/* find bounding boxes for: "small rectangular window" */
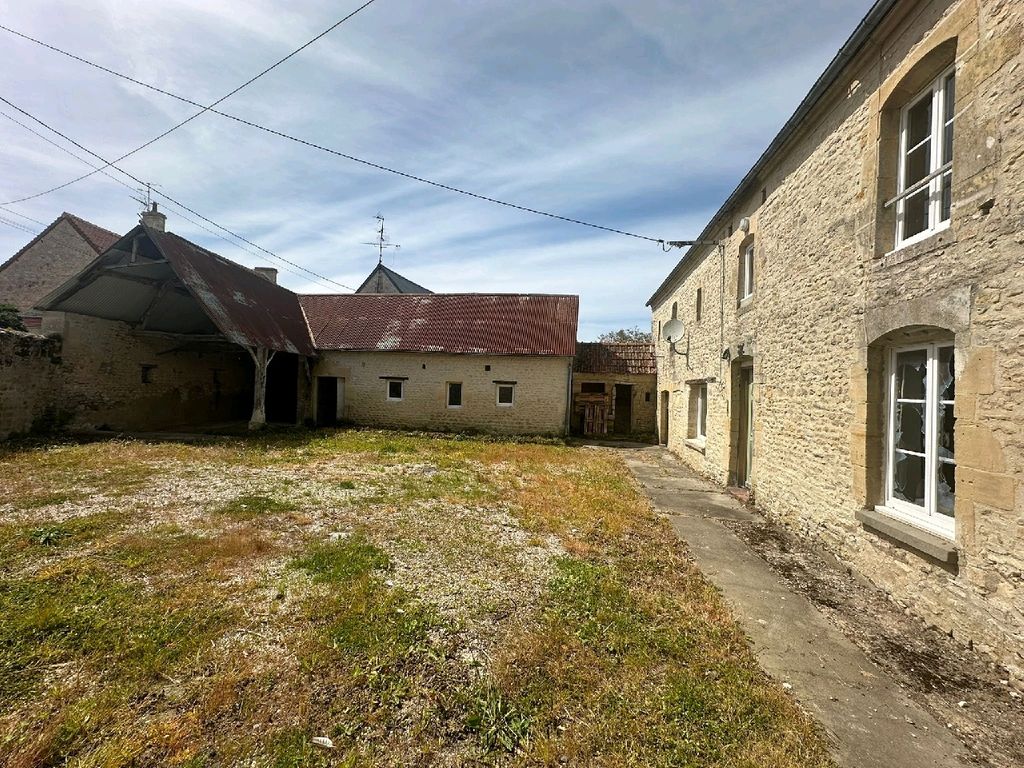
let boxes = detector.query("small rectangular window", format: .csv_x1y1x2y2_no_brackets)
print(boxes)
447,381,463,408
496,383,515,406
696,287,703,321
581,382,605,394
387,380,404,401
140,364,156,384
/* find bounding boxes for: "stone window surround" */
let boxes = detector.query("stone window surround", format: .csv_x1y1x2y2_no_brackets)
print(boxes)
893,66,956,249
495,381,516,407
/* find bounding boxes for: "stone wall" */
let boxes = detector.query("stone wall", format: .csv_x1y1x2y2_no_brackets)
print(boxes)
46,312,253,432
651,0,1024,677
0,219,98,314
311,351,572,436
571,372,657,436
0,329,63,439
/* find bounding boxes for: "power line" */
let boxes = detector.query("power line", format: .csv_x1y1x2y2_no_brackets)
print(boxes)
0,107,339,289
0,0,379,206
0,22,666,245
0,215,38,235
0,94,355,291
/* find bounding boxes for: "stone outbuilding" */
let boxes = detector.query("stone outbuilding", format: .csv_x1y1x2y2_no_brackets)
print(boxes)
571,342,656,438
355,262,431,294
648,0,1024,678
299,293,578,435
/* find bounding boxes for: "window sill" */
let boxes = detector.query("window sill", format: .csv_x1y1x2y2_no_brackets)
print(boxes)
881,223,953,266
684,437,706,454
737,295,755,316
856,507,958,568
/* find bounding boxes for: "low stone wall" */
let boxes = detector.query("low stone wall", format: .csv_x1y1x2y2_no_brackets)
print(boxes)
0,329,63,439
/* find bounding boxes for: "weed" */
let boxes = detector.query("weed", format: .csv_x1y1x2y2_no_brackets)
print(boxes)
467,685,533,754
214,493,297,520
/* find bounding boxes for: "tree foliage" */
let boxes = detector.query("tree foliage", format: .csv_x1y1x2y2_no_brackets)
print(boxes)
0,304,26,332
596,326,652,344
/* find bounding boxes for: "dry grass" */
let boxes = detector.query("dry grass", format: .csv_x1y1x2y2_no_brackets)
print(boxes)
0,429,835,767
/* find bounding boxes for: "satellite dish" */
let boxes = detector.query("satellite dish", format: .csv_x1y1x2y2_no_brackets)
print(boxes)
663,318,685,344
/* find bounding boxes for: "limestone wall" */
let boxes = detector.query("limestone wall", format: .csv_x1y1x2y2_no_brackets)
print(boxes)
651,0,1024,676
0,329,63,439
47,312,253,432
0,219,98,314
570,372,657,436
311,351,572,436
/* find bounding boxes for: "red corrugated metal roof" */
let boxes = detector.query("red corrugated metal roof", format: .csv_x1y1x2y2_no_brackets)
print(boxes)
574,342,656,375
147,227,315,356
300,293,578,356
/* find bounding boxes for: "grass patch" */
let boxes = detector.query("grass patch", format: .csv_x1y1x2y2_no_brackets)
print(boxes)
214,493,297,520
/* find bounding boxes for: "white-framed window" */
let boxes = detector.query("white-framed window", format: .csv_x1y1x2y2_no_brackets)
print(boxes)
447,381,463,408
882,343,955,538
740,244,754,301
496,382,515,407
895,68,955,247
386,379,404,401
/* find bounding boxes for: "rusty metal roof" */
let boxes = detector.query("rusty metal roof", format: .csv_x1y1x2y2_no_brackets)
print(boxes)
146,227,315,356
574,342,656,375
299,293,578,356
38,224,315,356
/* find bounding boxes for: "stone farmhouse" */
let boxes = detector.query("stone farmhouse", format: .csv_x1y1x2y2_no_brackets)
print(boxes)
571,342,657,438
0,206,578,439
649,0,1023,676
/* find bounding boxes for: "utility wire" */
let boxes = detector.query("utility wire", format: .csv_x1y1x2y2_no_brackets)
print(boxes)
0,215,37,234
0,93,355,291
0,22,665,245
0,107,337,288
0,1,379,206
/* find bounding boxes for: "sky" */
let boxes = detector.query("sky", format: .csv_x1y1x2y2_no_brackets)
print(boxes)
0,0,873,340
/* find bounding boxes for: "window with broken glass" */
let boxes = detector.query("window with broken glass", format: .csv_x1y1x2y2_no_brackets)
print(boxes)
895,68,955,247
884,343,955,538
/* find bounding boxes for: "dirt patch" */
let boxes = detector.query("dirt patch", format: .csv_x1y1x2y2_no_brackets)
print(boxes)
724,516,1024,768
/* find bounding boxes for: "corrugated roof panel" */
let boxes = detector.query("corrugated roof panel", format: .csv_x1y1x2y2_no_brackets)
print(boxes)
574,342,656,375
300,293,579,356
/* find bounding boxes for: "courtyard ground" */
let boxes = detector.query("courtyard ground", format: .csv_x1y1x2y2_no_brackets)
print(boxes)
0,429,834,768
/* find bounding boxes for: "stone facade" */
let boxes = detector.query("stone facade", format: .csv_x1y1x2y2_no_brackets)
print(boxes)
0,329,63,439
570,373,657,437
43,312,253,432
0,215,118,318
650,0,1024,677
310,351,572,435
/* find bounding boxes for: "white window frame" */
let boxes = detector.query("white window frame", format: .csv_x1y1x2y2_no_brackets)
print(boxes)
740,244,754,302
496,383,515,407
386,379,404,401
895,67,955,248
446,381,463,409
879,343,955,539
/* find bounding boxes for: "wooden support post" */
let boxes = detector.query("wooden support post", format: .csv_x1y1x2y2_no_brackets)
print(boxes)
247,345,275,430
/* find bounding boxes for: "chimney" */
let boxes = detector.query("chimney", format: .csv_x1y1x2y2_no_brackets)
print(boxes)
254,267,278,284
140,202,166,232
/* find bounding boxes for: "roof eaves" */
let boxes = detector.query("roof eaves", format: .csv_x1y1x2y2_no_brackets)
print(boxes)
646,0,900,308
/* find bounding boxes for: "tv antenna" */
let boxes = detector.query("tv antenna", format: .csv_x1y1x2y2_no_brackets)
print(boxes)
362,214,400,265
130,182,161,212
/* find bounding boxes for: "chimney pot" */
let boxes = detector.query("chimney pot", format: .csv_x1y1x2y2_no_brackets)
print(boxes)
254,267,278,284
140,201,167,232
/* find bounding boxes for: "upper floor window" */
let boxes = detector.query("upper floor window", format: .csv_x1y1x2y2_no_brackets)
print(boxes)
695,287,703,321
740,244,754,302
896,68,955,246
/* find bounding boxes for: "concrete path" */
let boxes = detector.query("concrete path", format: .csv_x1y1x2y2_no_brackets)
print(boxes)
620,446,971,768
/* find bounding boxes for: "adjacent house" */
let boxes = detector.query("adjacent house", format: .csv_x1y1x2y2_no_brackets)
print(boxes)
649,0,1023,676
300,293,578,435
571,342,656,438
0,212,119,328
355,262,431,294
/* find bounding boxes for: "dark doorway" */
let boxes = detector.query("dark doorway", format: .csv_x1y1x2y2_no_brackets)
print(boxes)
659,390,669,444
317,376,338,426
613,384,633,434
733,364,754,487
265,352,298,424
